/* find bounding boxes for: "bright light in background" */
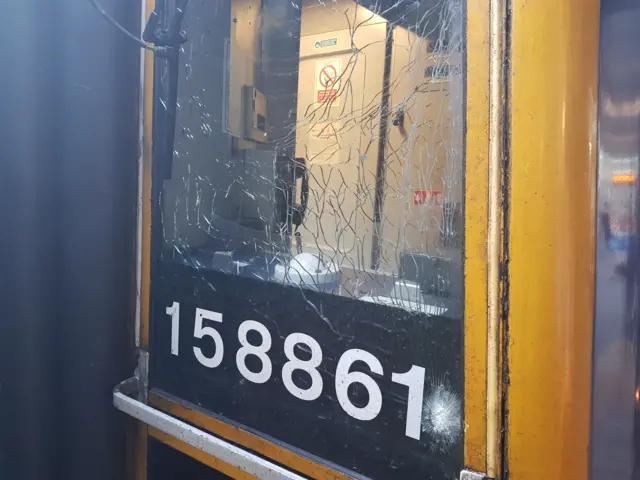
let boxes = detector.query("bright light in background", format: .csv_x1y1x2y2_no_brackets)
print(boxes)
612,174,637,184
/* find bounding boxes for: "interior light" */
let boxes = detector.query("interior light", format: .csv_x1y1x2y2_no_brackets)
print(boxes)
612,174,637,184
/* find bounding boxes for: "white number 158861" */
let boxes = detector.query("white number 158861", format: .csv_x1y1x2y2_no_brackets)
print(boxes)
166,301,426,441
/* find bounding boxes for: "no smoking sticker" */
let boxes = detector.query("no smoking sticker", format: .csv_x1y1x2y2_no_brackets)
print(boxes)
319,65,338,87
315,58,342,106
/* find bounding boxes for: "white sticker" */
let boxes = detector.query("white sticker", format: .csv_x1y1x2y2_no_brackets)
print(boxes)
315,58,342,107
308,121,342,165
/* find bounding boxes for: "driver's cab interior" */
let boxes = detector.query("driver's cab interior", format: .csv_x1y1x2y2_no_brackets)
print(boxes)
159,0,463,317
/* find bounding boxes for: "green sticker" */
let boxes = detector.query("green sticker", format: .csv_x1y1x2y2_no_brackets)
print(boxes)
314,38,337,48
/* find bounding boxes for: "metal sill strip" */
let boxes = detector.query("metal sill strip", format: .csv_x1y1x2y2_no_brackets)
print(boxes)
113,377,305,480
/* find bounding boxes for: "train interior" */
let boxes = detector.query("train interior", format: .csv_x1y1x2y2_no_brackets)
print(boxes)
158,0,464,315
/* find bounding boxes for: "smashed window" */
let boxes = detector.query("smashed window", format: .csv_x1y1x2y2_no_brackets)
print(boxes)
159,0,464,316
150,1,465,477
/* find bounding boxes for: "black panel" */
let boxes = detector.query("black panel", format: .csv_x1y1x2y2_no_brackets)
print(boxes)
150,263,463,479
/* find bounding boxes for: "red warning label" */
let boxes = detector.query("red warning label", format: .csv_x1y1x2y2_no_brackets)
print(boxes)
413,190,442,206
317,89,338,103
315,59,342,106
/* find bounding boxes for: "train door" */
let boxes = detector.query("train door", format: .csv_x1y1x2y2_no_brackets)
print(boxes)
116,0,492,478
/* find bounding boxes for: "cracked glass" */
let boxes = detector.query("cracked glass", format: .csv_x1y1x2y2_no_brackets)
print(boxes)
161,0,463,312
150,0,465,478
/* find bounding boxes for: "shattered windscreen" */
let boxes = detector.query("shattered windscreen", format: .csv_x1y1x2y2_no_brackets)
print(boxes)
149,0,465,478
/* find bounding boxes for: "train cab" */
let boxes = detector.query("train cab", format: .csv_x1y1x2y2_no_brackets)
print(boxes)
2,0,639,479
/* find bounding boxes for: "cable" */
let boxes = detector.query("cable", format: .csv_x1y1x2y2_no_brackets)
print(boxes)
89,0,157,52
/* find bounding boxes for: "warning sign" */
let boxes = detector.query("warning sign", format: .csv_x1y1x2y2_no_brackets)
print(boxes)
315,58,342,106
413,190,442,206
319,65,337,87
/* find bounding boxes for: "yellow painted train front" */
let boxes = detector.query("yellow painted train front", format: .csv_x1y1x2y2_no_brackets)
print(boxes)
1,0,638,479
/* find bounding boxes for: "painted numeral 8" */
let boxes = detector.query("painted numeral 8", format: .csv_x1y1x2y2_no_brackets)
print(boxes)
236,320,272,384
282,333,323,401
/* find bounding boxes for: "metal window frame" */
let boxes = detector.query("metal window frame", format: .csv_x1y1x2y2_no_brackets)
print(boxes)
114,377,306,480
125,0,496,477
